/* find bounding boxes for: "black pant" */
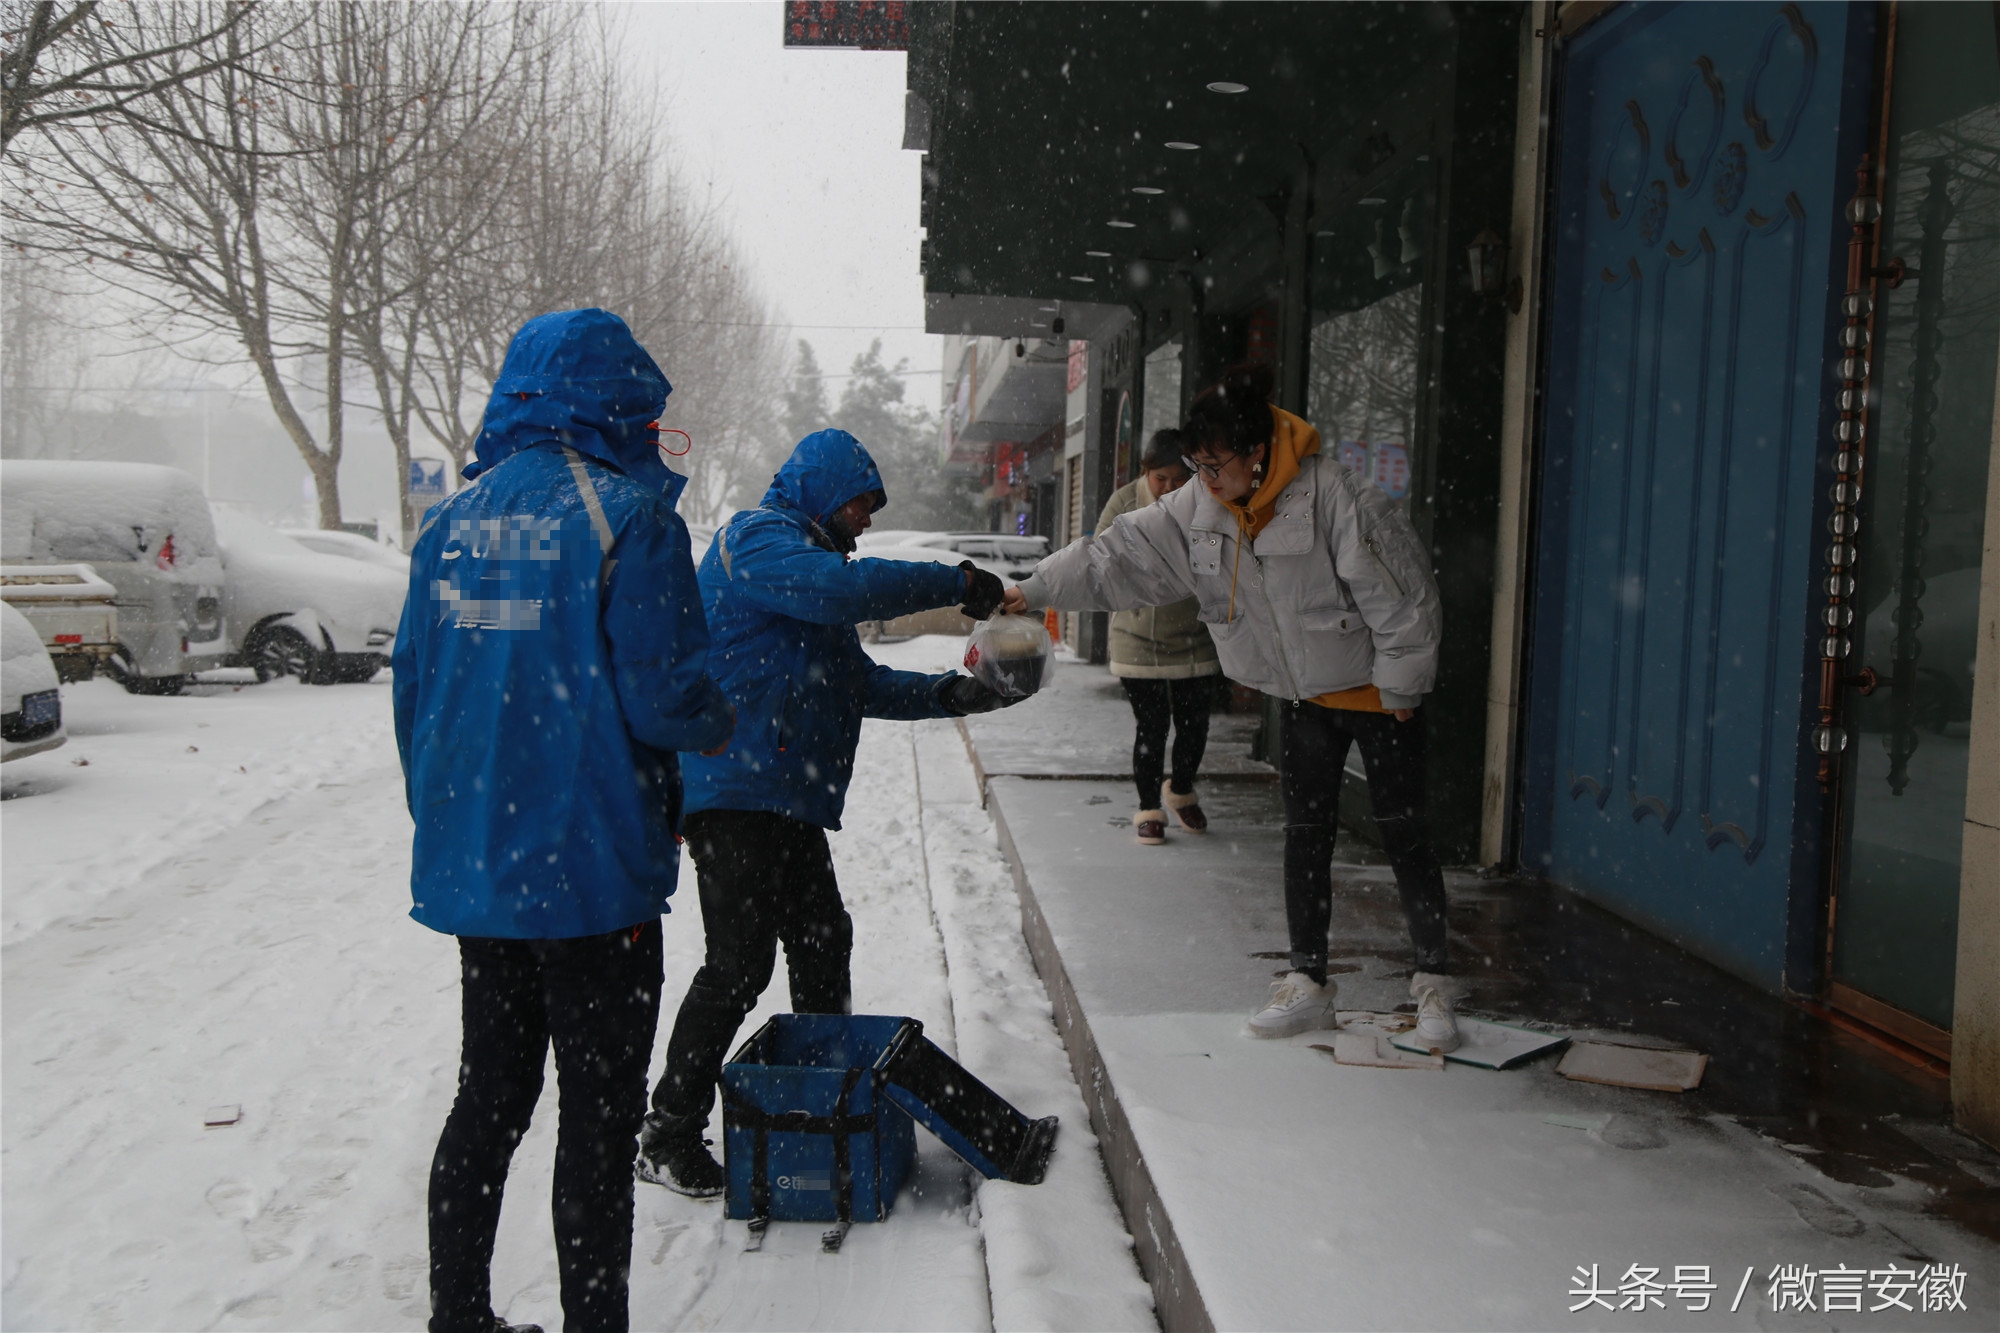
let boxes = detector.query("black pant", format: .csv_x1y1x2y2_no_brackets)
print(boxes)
430,921,662,1333
1122,676,1213,809
1278,701,1448,984
649,810,852,1128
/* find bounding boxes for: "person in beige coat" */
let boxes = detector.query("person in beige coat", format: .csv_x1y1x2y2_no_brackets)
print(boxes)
1097,429,1221,845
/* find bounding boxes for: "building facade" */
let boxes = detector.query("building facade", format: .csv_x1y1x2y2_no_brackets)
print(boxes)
897,1,1998,1143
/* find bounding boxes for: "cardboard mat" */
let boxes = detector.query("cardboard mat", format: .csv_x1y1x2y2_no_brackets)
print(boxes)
1557,1040,1707,1091
1390,1015,1568,1070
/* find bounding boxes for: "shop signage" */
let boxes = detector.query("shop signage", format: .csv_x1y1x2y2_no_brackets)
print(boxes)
1335,439,1411,502
408,458,448,498
782,1,909,50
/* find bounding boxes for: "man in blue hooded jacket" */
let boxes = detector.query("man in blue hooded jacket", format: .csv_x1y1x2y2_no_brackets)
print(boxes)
394,309,733,1333
635,427,1016,1194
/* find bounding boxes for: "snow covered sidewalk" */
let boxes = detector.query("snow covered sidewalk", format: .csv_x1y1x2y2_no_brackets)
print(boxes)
969,658,2000,1331
2,656,1151,1331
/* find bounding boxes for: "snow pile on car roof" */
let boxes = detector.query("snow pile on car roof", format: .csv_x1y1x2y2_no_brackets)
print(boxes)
0,461,219,564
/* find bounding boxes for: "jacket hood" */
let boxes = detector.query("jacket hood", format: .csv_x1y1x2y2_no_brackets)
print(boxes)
467,309,681,503
761,429,887,524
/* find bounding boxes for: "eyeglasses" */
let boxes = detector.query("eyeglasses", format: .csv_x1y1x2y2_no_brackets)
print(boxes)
1180,452,1237,480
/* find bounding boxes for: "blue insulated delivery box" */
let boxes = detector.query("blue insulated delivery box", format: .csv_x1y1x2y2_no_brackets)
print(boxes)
721,1014,917,1224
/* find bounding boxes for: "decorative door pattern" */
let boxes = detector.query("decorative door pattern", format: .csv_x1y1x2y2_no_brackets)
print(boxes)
1528,2,1872,988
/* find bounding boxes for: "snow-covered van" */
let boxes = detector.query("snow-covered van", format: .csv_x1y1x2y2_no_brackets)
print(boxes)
0,461,227,695
0,563,120,681
213,509,406,684
1,601,66,761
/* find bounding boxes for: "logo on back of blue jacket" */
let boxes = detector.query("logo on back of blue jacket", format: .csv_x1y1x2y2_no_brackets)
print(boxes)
432,515,568,632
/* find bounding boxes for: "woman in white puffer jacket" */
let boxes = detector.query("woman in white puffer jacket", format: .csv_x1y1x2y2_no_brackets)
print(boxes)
1005,364,1462,1052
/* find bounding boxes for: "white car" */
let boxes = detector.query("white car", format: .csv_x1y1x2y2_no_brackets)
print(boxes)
855,529,949,550
926,532,1049,581
2,601,66,761
0,460,228,694
212,509,407,684
859,531,1048,582
279,528,412,573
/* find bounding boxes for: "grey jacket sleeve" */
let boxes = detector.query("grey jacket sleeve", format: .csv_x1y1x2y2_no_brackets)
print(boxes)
1328,479,1443,701
1019,496,1196,612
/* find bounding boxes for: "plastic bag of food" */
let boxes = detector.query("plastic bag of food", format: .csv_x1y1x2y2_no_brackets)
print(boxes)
963,613,1054,699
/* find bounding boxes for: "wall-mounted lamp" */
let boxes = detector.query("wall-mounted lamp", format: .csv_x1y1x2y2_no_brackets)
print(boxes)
1366,218,1393,280
1467,229,1515,309
1397,198,1422,266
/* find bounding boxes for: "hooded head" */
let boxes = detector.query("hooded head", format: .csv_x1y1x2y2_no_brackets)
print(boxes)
762,429,887,542
467,309,679,500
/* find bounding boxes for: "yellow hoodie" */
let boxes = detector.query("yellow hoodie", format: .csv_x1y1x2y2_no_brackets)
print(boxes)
1221,405,1388,715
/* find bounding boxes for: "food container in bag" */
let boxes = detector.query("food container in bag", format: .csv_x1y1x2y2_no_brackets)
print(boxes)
962,614,1053,699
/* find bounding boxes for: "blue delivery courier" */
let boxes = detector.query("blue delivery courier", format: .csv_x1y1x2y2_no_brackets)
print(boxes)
722,1014,1058,1251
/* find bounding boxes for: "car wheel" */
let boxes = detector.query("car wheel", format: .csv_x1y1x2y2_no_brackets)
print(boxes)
250,626,322,684
107,646,187,696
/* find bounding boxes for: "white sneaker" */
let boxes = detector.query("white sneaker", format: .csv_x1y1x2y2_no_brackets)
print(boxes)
1245,971,1336,1039
1411,981,1461,1055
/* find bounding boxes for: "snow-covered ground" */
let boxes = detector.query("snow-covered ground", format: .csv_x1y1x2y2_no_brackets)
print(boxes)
1,648,1152,1332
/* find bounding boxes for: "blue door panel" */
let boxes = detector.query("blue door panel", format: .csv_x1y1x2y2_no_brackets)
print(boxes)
1525,1,1872,989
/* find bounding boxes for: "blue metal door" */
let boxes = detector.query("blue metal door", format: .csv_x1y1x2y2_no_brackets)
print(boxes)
1524,1,1873,989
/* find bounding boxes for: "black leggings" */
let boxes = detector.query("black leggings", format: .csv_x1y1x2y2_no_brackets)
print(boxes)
429,921,662,1333
1278,701,1448,984
650,809,853,1127
1122,676,1213,809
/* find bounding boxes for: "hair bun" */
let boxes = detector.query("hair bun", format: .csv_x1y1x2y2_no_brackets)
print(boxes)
1221,362,1276,403
1186,362,1278,456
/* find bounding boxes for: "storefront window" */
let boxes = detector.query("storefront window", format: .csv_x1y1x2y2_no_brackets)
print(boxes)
1307,160,1431,510
1307,286,1422,507
1832,3,2000,1032
1141,340,1183,451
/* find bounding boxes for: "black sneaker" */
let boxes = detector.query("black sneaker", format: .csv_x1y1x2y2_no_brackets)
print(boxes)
636,1115,726,1198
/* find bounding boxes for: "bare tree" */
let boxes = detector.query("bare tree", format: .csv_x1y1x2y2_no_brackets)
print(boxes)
6,2,532,527
394,11,794,530
297,0,545,533
1,0,272,147
10,1,799,535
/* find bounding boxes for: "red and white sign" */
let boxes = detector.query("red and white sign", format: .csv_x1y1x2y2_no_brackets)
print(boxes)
1373,441,1410,500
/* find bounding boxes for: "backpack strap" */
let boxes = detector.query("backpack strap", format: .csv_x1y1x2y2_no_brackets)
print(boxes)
562,447,617,588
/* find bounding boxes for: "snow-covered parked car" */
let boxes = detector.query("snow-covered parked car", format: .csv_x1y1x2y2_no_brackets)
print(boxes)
279,528,412,573
0,562,120,681
851,543,1000,642
212,509,407,684
855,528,949,550
2,601,66,761
0,461,228,695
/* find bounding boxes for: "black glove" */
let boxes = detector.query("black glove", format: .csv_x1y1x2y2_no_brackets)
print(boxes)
940,674,1021,716
958,560,1005,620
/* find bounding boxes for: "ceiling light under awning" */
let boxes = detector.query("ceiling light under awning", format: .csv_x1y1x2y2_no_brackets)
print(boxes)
1206,81,1248,94
1085,250,1111,257
1164,141,1199,150
1070,275,1096,282
1132,187,1164,195
1107,220,1137,228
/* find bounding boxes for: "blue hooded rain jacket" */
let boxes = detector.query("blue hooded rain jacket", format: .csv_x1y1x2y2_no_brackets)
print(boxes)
393,308,733,939
682,429,965,829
